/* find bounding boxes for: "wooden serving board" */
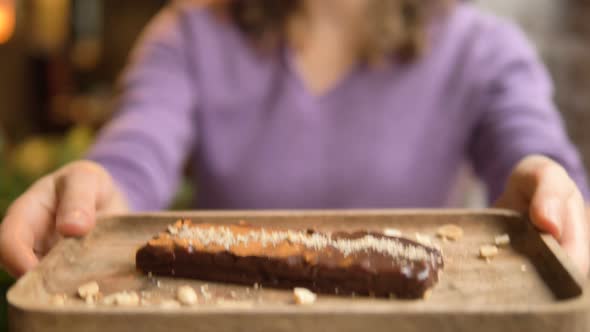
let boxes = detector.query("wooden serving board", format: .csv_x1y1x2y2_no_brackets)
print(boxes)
7,209,590,332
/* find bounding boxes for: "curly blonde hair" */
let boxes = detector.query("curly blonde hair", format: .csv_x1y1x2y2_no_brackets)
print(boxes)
222,0,442,62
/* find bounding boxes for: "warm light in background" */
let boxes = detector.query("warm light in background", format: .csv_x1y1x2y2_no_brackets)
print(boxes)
0,0,15,44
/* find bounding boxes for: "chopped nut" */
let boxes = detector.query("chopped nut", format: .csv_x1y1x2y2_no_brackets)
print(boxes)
495,234,511,246
230,291,237,299
51,294,67,306
200,285,212,300
167,225,179,235
423,290,433,300
415,233,432,246
160,300,181,309
102,291,140,307
521,265,527,272
85,296,96,306
293,288,317,305
436,224,464,241
479,245,499,259
253,283,259,290
383,228,402,237
78,281,100,300
177,286,198,306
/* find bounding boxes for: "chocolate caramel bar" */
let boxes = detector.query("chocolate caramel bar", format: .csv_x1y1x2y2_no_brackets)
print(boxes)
136,220,444,299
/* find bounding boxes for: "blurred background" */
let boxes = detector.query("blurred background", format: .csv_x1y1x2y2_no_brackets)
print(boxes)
0,0,589,328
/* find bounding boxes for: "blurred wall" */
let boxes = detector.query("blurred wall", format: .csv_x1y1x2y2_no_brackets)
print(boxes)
0,6,32,140
0,0,165,142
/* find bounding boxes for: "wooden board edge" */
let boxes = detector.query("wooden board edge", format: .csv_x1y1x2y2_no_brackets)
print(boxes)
97,208,524,221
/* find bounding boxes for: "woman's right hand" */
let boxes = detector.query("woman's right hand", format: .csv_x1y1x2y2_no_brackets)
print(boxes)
0,161,128,277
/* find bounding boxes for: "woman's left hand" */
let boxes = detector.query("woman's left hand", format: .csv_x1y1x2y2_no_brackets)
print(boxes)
495,155,589,275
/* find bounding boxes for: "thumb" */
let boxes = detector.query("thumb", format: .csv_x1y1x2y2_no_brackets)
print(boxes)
55,163,112,237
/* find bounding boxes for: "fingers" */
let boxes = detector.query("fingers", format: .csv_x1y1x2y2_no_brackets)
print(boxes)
0,177,55,277
499,155,589,274
498,155,571,238
557,191,589,274
0,232,39,277
528,163,573,240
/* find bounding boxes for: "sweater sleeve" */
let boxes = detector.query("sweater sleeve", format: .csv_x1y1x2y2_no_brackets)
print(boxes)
87,5,198,211
467,19,590,202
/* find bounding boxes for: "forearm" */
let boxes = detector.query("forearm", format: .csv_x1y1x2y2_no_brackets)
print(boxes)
87,6,197,211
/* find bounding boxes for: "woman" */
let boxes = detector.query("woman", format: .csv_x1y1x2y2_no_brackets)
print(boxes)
1,0,589,277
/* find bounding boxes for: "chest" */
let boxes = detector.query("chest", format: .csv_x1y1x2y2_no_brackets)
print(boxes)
193,60,470,208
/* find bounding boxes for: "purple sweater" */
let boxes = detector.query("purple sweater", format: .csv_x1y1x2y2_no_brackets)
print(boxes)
88,3,589,211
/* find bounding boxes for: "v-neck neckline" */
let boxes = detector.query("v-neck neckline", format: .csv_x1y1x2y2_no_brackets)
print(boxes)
282,47,365,103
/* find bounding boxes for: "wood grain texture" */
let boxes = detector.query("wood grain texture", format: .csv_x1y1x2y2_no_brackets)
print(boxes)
7,209,590,332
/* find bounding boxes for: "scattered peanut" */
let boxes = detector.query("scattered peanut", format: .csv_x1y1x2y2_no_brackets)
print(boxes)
102,291,140,307
160,300,181,309
177,286,198,306
51,294,67,306
85,296,96,305
494,234,511,246
479,245,499,259
383,228,402,237
293,287,317,305
200,284,212,300
436,224,464,241
78,281,100,302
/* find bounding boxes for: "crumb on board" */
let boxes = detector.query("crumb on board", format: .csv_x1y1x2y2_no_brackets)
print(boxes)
436,224,464,241
177,286,198,306
78,281,100,303
200,284,212,300
521,265,527,272
479,245,499,260
51,294,67,306
495,234,511,246
383,228,402,237
159,299,181,309
293,287,317,305
102,291,140,307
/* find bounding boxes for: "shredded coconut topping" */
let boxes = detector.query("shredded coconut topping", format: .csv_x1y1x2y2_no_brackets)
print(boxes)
170,223,439,263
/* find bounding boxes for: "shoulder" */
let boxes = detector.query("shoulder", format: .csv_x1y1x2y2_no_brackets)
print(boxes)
438,4,540,69
134,1,236,47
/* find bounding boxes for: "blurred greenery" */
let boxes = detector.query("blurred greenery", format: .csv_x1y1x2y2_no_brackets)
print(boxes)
0,125,95,215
